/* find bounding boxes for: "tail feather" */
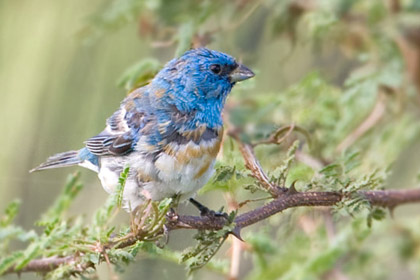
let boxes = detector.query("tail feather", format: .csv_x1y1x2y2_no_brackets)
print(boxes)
30,150,82,173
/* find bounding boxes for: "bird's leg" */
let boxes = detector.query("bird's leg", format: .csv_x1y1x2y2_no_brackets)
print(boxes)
189,198,229,219
167,193,182,215
171,194,182,208
157,215,172,248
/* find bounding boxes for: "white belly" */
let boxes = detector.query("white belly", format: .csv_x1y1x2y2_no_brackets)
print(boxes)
142,154,216,201
97,138,220,211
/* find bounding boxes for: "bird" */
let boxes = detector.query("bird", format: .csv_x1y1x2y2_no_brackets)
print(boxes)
31,48,255,212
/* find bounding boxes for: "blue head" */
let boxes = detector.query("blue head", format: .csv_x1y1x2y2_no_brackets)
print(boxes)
149,48,254,129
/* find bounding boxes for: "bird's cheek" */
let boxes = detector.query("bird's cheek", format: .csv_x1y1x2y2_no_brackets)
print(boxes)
205,84,225,98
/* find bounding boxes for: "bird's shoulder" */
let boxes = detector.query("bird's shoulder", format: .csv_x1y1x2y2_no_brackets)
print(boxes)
85,86,154,156
108,87,151,132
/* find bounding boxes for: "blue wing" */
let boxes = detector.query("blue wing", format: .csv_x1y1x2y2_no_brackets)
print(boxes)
85,88,148,156
32,87,154,173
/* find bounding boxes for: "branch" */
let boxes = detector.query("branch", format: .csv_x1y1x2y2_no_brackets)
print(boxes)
237,139,281,196
5,256,88,275
6,136,420,276
168,188,420,232
7,187,420,275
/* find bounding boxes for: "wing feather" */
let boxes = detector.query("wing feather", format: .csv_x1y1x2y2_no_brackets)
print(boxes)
85,88,147,156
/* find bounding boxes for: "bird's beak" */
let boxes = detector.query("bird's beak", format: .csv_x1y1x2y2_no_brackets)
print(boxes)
229,63,255,82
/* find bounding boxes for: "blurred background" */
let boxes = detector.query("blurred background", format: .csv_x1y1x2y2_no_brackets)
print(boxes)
1,0,420,279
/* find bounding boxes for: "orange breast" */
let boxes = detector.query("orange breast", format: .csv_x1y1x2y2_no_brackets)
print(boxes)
160,128,223,179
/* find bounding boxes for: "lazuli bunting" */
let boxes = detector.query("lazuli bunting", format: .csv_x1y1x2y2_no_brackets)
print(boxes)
31,48,255,211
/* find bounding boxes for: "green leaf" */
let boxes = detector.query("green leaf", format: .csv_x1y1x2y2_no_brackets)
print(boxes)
115,166,130,208
343,151,361,173
117,58,161,90
0,200,21,227
181,213,236,274
14,243,41,270
110,249,135,264
158,197,173,211
213,166,236,183
128,241,144,258
95,166,129,228
0,251,24,275
320,163,341,177
88,253,101,265
367,207,386,228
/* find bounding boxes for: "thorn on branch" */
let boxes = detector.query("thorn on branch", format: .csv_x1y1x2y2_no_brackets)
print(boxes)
287,181,299,194
229,227,243,241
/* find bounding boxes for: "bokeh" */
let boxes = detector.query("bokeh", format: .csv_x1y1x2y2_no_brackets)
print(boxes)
1,0,420,279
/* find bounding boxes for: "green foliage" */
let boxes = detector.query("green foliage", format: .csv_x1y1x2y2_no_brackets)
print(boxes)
200,139,251,194
0,174,87,275
181,211,236,274
268,140,300,187
0,200,20,227
302,151,388,225
117,58,161,90
0,168,176,279
3,0,420,279
97,2,420,277
91,166,129,239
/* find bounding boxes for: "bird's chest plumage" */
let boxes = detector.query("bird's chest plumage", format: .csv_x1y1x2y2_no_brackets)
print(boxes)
148,136,221,196
98,129,223,210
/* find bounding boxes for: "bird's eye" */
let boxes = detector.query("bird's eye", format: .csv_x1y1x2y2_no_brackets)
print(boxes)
210,64,222,75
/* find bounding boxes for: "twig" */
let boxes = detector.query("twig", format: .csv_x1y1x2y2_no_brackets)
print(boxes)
295,150,325,170
252,124,312,148
239,141,281,196
337,91,387,153
228,131,283,196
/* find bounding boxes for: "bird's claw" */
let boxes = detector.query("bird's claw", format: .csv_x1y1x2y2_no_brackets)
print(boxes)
189,198,229,220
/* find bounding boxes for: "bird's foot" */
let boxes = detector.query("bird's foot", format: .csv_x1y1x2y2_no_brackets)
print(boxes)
189,198,229,220
155,224,170,248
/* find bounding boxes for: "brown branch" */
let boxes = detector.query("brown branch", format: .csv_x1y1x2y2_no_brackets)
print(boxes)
295,150,325,170
251,124,311,148
238,141,281,196
360,189,420,207
228,131,284,196
251,124,296,146
5,255,90,274
171,188,420,231
94,188,420,250
7,187,420,275
7,135,420,276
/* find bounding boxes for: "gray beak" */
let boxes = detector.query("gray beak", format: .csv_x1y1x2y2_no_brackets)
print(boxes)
229,63,255,82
